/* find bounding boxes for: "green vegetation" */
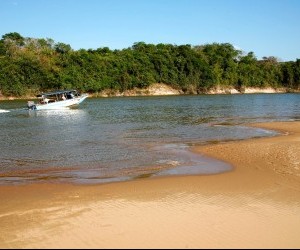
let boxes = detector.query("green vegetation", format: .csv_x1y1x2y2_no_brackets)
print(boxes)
0,32,299,97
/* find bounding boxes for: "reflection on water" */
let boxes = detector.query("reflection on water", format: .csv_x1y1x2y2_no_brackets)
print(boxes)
0,94,299,184
27,107,87,119
0,109,10,113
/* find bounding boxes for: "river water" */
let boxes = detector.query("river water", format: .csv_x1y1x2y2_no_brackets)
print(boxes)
0,93,299,184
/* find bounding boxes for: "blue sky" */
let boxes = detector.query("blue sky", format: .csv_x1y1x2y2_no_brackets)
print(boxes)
0,0,299,61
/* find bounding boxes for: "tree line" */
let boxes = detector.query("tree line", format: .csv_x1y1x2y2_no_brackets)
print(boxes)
0,32,299,97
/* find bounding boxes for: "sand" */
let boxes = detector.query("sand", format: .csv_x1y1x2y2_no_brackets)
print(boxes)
0,121,300,249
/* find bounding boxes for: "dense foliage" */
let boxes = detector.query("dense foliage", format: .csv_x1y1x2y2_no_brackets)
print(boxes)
0,32,299,96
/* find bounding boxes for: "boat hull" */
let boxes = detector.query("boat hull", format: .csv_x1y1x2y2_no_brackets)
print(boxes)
31,94,88,110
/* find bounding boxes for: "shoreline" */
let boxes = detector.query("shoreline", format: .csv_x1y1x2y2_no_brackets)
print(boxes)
0,121,300,248
1,84,299,100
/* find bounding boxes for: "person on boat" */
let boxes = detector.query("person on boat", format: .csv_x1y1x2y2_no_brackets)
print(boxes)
61,94,66,100
43,97,50,104
66,93,74,99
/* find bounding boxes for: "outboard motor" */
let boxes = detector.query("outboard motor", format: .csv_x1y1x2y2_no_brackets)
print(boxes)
27,101,37,110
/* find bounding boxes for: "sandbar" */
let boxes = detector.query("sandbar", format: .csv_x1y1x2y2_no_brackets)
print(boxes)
0,121,300,249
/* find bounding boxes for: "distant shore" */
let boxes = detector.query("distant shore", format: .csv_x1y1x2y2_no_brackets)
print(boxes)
89,84,299,97
0,121,300,248
0,83,299,100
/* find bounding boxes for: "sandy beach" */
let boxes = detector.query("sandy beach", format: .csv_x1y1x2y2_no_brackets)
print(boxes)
0,121,300,249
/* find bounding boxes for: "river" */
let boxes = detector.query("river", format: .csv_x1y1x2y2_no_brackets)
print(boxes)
0,93,299,184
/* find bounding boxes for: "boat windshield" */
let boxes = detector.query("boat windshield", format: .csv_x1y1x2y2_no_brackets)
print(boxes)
37,90,81,103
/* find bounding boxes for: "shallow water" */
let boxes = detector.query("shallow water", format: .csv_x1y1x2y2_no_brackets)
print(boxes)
0,94,299,184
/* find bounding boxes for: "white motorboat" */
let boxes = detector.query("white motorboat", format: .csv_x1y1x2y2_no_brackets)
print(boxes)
27,90,88,110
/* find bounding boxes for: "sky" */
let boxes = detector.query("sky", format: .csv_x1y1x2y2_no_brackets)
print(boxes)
0,0,299,61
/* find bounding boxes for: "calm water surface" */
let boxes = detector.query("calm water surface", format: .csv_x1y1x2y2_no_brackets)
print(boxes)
0,94,299,184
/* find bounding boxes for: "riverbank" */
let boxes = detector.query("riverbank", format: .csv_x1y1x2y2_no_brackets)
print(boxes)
1,83,298,100
0,121,300,248
91,84,296,97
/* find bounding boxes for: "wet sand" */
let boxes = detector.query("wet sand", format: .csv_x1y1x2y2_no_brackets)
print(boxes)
0,121,300,249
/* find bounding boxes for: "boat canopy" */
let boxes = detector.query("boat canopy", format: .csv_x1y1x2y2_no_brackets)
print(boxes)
36,90,79,98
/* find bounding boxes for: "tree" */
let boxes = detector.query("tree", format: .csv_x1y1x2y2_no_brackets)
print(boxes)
54,42,72,54
0,32,299,97
2,32,25,46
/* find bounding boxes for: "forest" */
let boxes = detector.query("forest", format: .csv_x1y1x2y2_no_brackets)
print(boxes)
0,32,299,97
